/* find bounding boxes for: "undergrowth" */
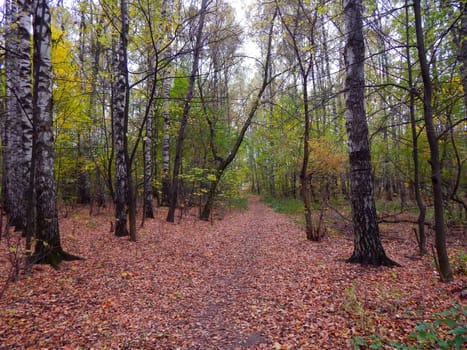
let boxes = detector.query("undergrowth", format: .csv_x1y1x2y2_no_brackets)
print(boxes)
351,304,467,350
261,196,304,215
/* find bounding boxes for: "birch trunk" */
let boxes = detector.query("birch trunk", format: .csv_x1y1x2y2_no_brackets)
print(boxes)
343,0,396,266
161,0,174,206
4,0,33,230
31,0,78,265
142,57,158,219
113,0,130,237
143,108,154,218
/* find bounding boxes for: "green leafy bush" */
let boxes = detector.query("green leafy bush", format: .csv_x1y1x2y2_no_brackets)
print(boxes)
351,304,466,350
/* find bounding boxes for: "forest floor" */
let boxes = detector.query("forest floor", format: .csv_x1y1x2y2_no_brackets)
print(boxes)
0,196,465,349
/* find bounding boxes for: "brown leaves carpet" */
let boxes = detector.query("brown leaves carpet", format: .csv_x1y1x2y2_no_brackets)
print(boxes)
0,196,465,349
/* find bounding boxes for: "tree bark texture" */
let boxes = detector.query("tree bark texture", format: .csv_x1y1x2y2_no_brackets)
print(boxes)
31,0,67,265
161,0,174,206
300,79,316,241
4,0,33,230
142,60,159,219
143,109,155,219
344,0,396,266
413,0,452,281
113,0,130,237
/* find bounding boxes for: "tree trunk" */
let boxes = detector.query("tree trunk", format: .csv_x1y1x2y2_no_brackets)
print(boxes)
413,0,452,281
200,176,219,221
276,2,318,240
405,0,426,255
142,59,160,220
113,0,130,237
31,0,78,266
161,0,174,206
76,9,91,205
167,0,208,223
76,134,91,204
343,0,397,266
457,1,467,115
143,107,155,219
300,80,316,241
4,0,32,231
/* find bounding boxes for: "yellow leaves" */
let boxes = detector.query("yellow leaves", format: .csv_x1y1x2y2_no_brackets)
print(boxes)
308,137,347,177
120,271,132,278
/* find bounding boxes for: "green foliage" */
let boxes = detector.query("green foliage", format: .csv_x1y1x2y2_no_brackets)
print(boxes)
222,196,248,211
375,199,403,213
343,282,369,332
351,304,467,350
217,166,248,210
450,249,467,275
261,196,304,215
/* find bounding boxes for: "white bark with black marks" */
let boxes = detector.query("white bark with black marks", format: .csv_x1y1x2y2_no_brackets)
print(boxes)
161,0,174,206
344,0,396,266
113,0,130,237
4,0,33,230
31,0,78,265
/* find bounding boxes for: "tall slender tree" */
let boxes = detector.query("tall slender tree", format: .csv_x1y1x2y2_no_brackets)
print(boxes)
276,0,321,241
3,0,33,230
143,72,155,219
413,0,452,281
113,0,131,237
459,1,467,114
343,0,396,266
167,0,209,223
405,0,426,254
30,0,78,265
161,0,174,206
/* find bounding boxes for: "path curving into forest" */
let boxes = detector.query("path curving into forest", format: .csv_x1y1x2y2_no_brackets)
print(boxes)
0,196,464,349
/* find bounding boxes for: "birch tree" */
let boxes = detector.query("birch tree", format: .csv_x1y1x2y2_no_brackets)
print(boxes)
113,0,131,238
30,0,78,265
343,0,396,266
161,0,174,206
3,0,33,230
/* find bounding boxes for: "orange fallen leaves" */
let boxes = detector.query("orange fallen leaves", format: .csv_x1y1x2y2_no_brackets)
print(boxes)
0,198,465,349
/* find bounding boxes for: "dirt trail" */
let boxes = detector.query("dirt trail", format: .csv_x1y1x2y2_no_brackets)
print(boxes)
1,196,464,349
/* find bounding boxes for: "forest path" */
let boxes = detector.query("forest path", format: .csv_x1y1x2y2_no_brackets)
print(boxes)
1,196,464,349
149,194,349,349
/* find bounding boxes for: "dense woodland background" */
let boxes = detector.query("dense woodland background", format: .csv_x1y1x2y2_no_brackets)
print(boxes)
0,0,466,347
1,0,466,272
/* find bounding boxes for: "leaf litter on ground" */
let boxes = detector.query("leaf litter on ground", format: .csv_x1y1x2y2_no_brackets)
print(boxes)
0,196,465,349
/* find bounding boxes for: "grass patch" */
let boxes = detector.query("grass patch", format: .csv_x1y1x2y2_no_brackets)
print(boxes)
223,196,249,211
261,196,304,215
375,199,403,213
